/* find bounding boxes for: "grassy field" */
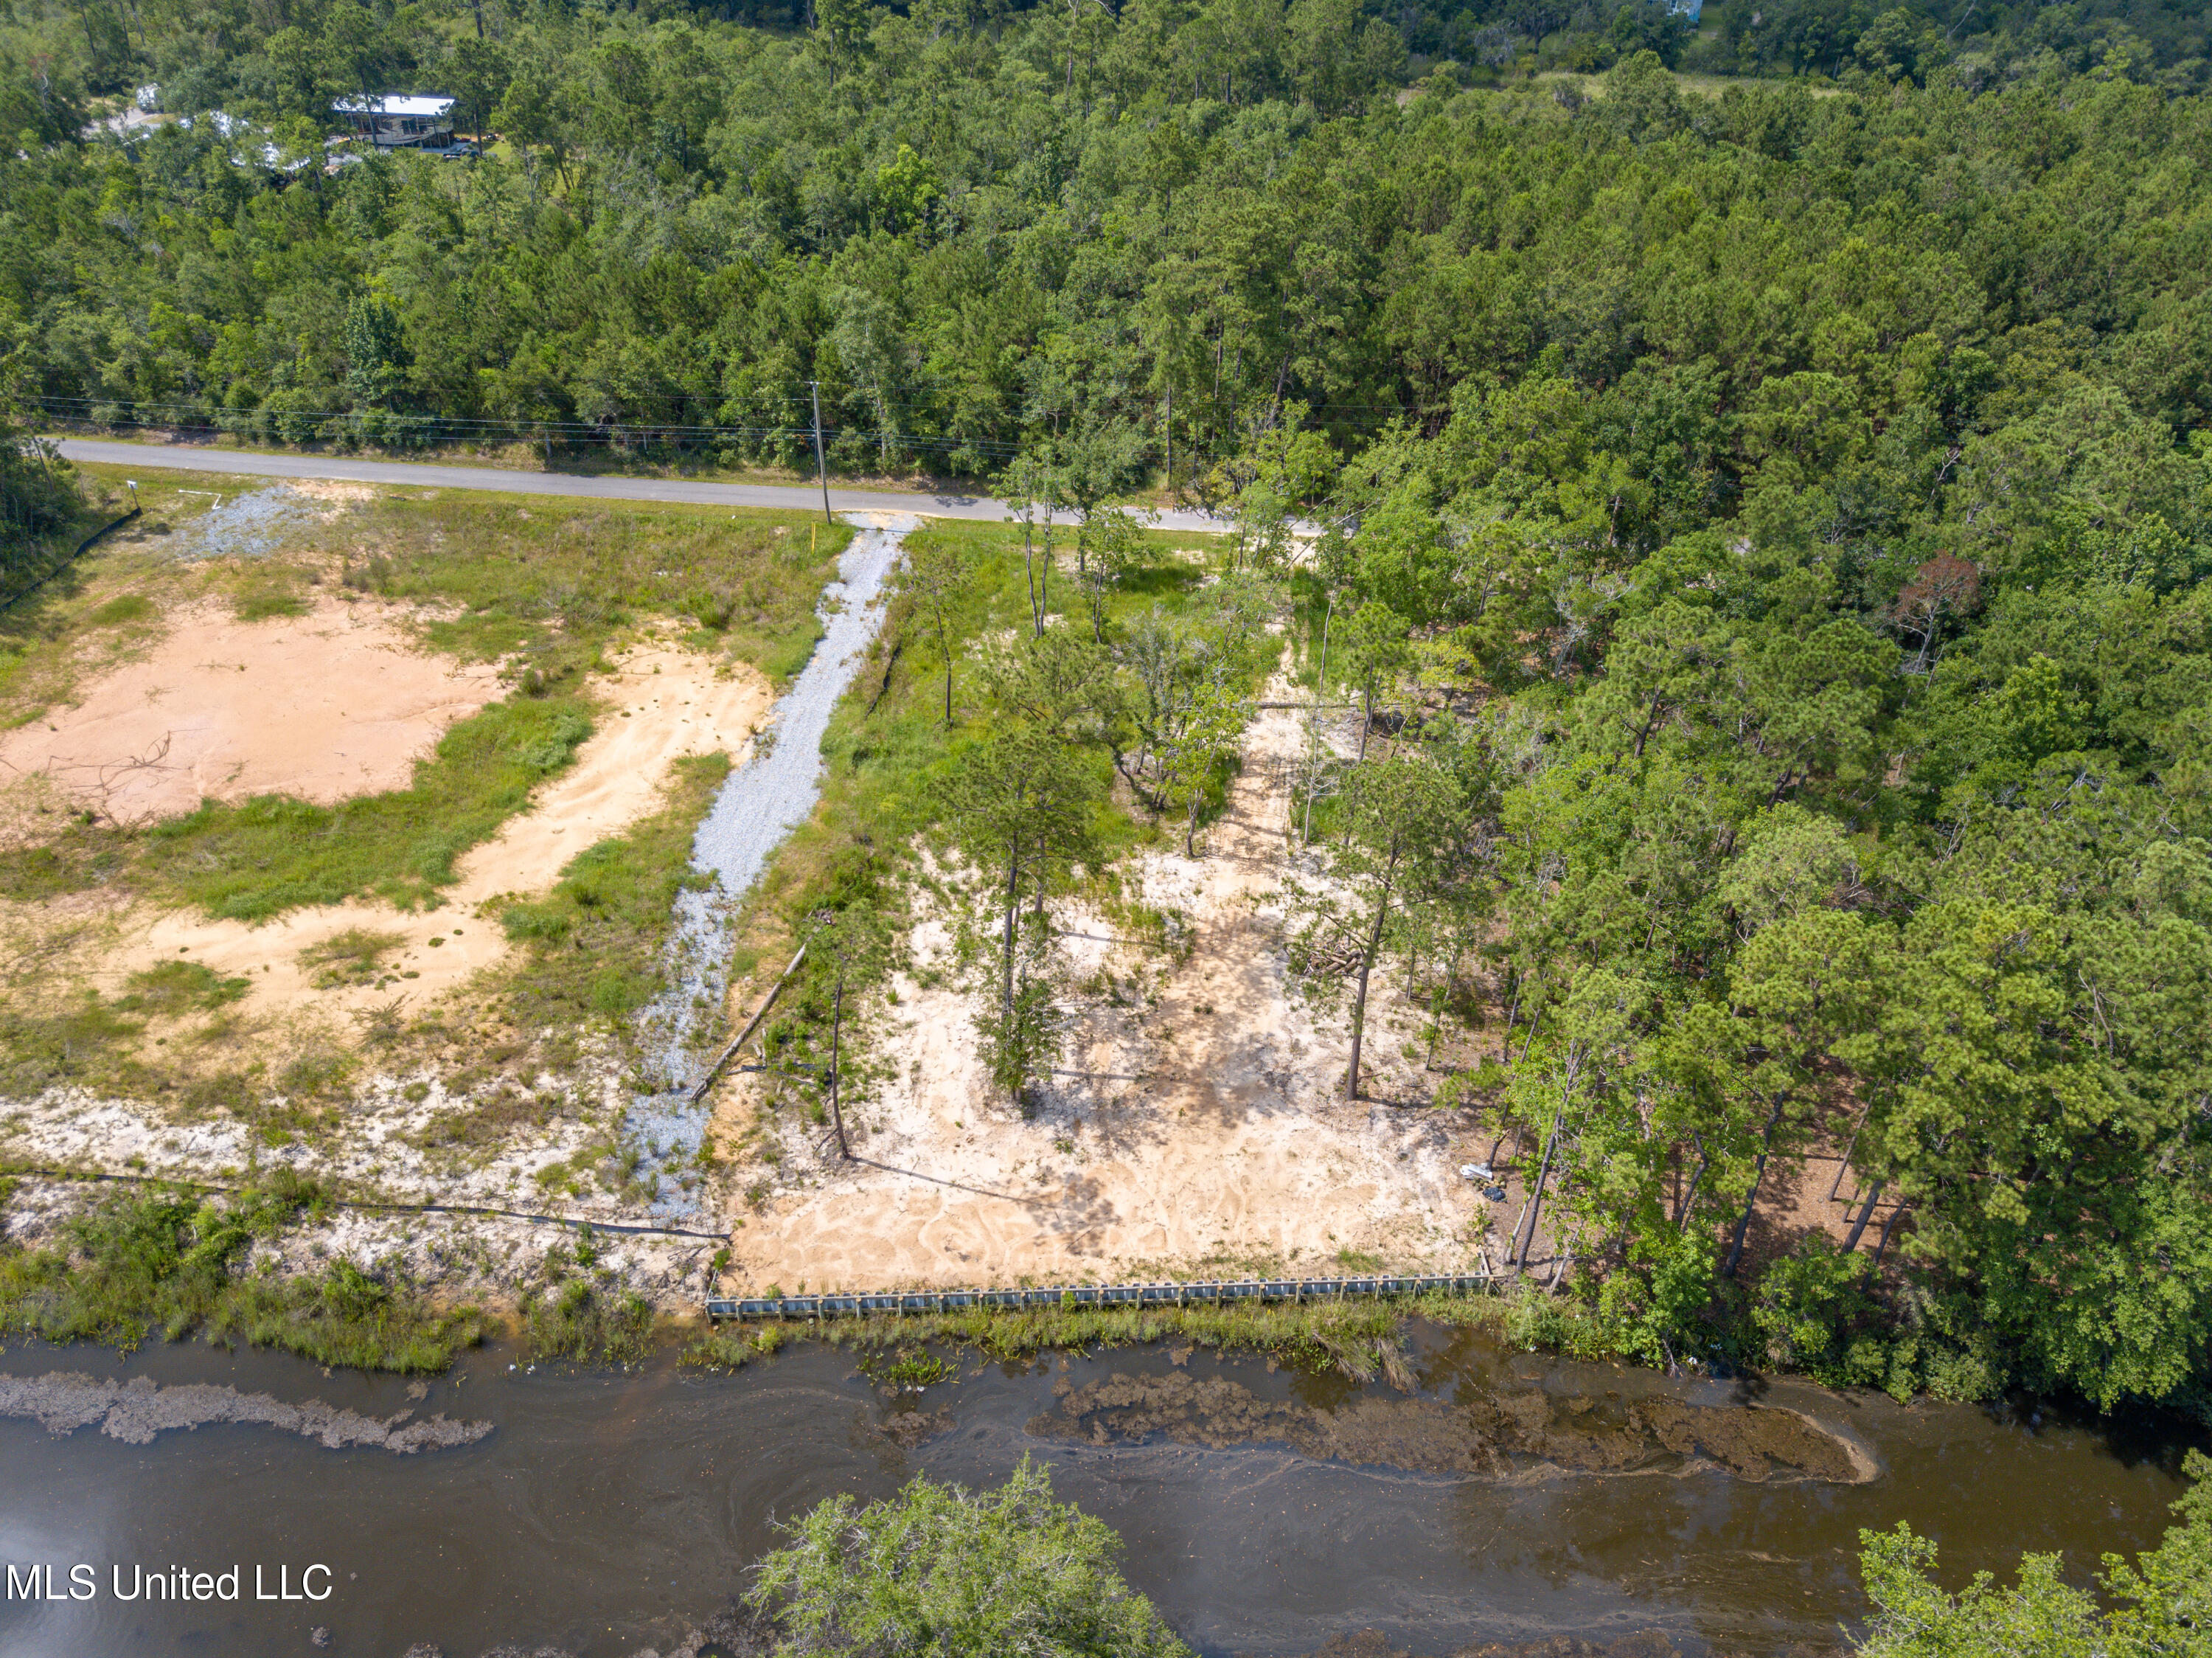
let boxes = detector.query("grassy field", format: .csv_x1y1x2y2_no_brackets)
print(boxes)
496,749,733,1030
0,464,853,1104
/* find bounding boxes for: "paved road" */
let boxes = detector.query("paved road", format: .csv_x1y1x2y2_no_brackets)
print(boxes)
52,437,1232,533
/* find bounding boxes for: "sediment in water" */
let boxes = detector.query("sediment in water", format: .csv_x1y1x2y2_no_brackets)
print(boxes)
1027,1370,1868,1482
0,1370,493,1451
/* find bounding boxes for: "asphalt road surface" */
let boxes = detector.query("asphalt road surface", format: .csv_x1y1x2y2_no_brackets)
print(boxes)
52,437,1232,533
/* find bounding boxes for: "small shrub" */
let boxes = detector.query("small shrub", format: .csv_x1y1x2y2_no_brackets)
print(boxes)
300,927,407,988
120,960,251,1016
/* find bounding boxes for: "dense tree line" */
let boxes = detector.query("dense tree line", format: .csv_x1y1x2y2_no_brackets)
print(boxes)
7,0,2212,1414
4,0,2210,480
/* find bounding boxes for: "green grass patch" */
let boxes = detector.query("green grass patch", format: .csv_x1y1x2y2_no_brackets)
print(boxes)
232,580,308,620
133,694,595,919
86,594,156,626
0,816,125,901
710,1290,1503,1381
118,960,251,1016
299,926,408,988
0,993,145,1095
0,1173,482,1373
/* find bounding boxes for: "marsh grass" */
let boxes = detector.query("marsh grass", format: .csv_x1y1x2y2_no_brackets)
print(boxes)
520,1235,657,1363
0,1173,482,1372
700,1290,1504,1381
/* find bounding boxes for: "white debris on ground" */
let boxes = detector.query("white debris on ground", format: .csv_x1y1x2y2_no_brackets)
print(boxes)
0,1034,722,1302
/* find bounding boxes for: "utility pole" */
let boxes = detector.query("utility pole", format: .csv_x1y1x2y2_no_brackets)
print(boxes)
1163,383,1172,501
808,381,831,525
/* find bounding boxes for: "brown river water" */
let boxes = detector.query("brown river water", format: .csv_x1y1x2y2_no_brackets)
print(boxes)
0,1319,2198,1658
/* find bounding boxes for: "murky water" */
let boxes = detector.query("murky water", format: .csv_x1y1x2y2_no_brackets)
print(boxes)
626,514,914,1212
0,1323,2197,1658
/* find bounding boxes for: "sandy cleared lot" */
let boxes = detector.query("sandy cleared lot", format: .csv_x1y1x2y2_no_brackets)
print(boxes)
0,592,503,824
78,632,776,1024
722,679,1498,1294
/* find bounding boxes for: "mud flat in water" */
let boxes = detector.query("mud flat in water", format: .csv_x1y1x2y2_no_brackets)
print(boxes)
0,1369,493,1451
1029,1369,1870,1482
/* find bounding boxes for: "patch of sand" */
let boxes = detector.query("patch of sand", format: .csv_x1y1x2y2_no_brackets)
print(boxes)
285,479,378,504
723,671,1496,1293
86,637,773,1022
0,592,500,824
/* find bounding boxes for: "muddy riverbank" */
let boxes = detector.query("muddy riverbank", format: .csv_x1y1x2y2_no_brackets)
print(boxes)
0,1319,2198,1657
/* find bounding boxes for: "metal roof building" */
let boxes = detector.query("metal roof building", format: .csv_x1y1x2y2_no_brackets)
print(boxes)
331,94,457,148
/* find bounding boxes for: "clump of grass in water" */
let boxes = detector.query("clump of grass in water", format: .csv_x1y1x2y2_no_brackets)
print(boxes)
0,1171,482,1373
684,1319,790,1370
863,1345,954,1390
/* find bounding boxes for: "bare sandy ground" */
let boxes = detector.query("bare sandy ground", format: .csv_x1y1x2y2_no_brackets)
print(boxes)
83,634,774,1023
0,592,503,824
721,679,1498,1294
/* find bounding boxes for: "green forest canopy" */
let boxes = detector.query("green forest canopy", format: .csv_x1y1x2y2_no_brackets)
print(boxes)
5,0,2212,1415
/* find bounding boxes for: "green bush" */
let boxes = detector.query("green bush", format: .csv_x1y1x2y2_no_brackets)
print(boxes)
748,1456,1191,1658
1750,1238,1893,1390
